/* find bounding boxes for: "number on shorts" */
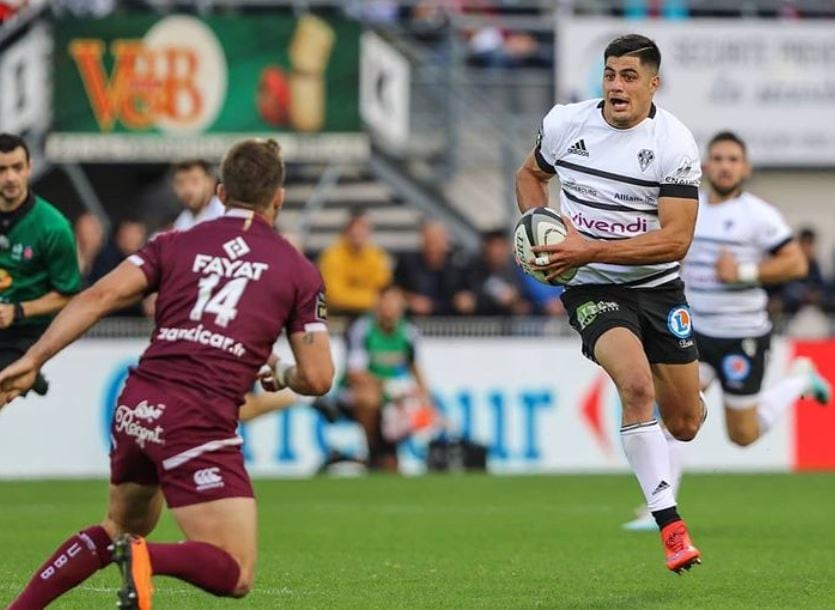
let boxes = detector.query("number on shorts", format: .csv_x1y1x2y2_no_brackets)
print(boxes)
189,275,248,328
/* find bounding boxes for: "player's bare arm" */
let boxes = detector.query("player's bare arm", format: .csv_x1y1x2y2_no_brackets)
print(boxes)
532,197,697,280
515,150,554,213
715,241,807,284
0,292,73,329
0,261,148,404
277,330,334,396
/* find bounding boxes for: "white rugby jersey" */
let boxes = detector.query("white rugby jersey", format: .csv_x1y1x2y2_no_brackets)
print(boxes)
535,99,701,288
682,191,793,338
172,196,225,231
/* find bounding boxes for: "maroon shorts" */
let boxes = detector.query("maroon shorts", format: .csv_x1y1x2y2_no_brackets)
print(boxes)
109,374,254,508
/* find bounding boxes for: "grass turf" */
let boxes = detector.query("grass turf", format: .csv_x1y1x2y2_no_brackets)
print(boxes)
1,474,833,609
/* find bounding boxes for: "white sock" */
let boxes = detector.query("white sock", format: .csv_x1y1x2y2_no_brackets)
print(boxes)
756,375,807,434
621,420,676,512
662,425,684,501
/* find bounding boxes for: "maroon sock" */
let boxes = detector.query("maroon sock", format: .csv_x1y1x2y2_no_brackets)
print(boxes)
147,541,240,597
8,525,112,610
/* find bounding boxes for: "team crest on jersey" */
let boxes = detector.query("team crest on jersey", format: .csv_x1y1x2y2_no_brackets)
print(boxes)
722,354,751,382
222,236,250,260
638,149,655,172
666,306,692,339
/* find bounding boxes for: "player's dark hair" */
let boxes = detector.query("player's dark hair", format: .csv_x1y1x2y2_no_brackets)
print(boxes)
482,228,509,243
173,158,213,175
798,227,816,242
0,133,30,163
344,207,368,230
221,138,285,209
604,34,661,73
708,131,747,157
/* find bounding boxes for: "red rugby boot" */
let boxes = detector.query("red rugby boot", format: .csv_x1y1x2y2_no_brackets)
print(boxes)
661,519,701,574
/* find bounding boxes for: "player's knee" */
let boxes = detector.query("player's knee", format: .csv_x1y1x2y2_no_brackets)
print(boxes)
618,378,654,413
728,427,758,447
667,416,700,442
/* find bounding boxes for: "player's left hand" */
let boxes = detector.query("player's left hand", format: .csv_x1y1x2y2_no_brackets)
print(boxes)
715,249,740,283
0,355,40,407
0,303,15,329
530,216,592,280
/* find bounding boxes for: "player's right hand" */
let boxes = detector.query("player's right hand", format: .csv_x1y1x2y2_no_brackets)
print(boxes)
258,352,282,392
0,355,40,407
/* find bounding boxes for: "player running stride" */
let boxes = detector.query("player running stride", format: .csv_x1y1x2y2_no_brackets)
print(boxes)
0,138,334,609
623,131,831,530
516,34,704,572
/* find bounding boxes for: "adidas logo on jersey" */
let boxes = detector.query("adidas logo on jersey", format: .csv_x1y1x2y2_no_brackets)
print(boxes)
567,139,590,157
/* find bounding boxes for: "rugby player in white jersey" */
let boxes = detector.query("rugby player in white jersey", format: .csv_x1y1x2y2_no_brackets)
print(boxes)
516,34,704,572
623,131,831,531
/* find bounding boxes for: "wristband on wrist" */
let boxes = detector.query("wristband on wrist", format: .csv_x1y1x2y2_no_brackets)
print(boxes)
12,302,25,324
737,262,759,284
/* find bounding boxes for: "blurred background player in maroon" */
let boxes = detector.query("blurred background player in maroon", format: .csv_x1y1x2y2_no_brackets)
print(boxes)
0,138,335,609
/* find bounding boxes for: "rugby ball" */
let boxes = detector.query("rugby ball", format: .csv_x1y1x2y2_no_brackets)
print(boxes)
514,207,578,285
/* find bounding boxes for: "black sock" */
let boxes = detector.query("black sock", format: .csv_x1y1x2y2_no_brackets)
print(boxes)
652,506,681,529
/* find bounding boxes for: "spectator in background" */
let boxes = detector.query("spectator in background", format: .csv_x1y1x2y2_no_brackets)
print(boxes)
89,218,147,316
464,229,530,316
778,227,827,314
318,209,392,317
395,219,471,316
171,159,224,231
74,212,104,284
314,285,436,472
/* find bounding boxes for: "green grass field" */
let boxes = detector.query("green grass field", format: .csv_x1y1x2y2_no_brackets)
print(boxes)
1,474,834,609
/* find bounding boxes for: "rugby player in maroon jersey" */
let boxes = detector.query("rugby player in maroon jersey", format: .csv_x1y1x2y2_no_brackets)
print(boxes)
0,138,334,609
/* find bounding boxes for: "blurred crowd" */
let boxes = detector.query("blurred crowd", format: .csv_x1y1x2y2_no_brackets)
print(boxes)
67,158,835,325
69,158,567,320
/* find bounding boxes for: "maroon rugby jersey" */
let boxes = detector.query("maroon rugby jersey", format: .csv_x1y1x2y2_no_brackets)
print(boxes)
128,208,326,405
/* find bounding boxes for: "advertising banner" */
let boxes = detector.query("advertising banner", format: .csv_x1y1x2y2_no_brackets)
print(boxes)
556,19,835,166
46,14,367,162
0,21,51,137
0,335,813,478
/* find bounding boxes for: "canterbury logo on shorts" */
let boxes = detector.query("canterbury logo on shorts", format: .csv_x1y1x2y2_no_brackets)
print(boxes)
193,467,224,491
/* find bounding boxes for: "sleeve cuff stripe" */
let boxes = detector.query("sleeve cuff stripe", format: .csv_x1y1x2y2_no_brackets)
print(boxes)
534,147,557,175
304,322,328,332
127,254,145,266
768,236,794,255
659,184,699,199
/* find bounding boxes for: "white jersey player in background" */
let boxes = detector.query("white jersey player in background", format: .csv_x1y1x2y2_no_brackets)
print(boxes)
516,34,704,572
623,131,831,530
171,159,226,231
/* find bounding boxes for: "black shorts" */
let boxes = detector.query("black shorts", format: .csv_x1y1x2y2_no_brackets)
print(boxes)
561,279,698,365
695,331,770,402
0,325,47,369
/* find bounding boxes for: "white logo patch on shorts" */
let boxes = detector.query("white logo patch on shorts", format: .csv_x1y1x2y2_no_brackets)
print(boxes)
114,401,166,448
194,467,224,491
